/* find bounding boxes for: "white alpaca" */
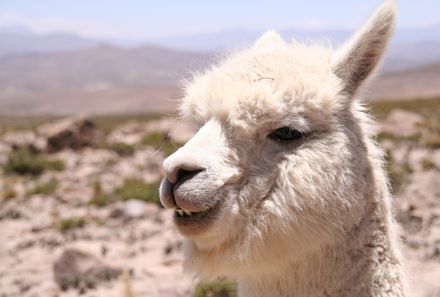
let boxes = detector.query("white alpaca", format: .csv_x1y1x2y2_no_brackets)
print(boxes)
159,1,410,296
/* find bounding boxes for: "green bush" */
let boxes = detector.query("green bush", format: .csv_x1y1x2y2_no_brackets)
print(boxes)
89,193,115,207
88,180,116,207
27,179,58,196
4,148,45,175
46,159,65,171
106,142,136,157
3,148,65,176
421,159,436,171
114,178,160,204
60,217,87,232
422,134,440,149
194,281,237,297
2,184,17,201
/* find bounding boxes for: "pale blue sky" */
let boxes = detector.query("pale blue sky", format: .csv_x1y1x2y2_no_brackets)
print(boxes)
0,1,438,40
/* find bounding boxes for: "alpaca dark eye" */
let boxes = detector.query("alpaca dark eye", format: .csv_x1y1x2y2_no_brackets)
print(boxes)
269,127,304,142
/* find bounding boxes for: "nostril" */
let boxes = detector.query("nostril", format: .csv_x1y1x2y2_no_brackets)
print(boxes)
175,168,204,186
163,155,205,184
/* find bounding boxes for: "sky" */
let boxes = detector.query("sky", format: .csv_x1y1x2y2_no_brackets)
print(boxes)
0,0,439,41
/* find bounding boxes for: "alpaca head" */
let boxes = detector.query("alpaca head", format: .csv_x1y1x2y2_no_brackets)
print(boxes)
159,1,396,279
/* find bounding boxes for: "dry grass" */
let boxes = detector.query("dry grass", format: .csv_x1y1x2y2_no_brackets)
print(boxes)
194,281,237,297
3,148,65,176
369,97,440,120
27,179,58,196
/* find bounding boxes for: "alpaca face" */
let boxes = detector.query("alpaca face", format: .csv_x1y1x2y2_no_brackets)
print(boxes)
159,1,396,278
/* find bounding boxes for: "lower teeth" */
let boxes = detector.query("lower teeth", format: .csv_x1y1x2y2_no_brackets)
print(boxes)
176,209,193,217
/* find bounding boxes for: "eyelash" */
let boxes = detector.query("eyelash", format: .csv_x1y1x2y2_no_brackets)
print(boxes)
268,127,304,142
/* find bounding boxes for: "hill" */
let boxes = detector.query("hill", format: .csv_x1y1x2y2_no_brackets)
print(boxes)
0,43,439,115
371,63,440,100
0,45,213,115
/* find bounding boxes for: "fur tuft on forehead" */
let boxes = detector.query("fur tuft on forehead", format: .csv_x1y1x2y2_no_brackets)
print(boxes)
180,36,346,127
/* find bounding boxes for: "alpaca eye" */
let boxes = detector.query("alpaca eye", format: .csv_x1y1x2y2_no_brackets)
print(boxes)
269,127,304,142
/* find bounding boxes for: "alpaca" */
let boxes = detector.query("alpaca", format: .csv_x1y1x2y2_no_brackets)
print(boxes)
159,1,410,296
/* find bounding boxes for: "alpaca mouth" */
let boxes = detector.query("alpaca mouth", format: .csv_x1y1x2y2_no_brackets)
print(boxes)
173,200,222,234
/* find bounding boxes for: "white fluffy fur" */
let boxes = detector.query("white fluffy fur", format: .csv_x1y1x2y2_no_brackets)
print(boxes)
163,1,410,296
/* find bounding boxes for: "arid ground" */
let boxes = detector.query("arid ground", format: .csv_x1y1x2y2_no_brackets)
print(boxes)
0,98,439,297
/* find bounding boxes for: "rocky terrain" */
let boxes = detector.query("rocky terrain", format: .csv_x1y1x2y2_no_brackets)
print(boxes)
0,98,439,297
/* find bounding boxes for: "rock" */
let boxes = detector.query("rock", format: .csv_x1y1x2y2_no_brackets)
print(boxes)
408,148,431,172
38,117,101,153
0,141,11,166
380,109,424,138
53,248,121,291
0,207,23,220
31,217,54,233
109,200,159,220
2,131,46,152
24,281,60,297
401,171,440,208
107,122,149,145
432,150,440,169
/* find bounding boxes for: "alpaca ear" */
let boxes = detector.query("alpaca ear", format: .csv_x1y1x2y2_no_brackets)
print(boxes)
254,31,286,51
331,0,397,97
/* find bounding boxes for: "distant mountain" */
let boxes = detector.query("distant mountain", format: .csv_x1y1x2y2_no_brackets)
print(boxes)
0,25,439,115
384,41,440,72
152,25,440,52
371,63,440,100
0,44,213,115
152,26,440,72
0,44,212,89
0,42,438,115
0,26,99,58
1,24,440,71
152,28,348,52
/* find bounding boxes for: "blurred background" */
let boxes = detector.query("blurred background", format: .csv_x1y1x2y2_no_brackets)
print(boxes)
0,1,439,297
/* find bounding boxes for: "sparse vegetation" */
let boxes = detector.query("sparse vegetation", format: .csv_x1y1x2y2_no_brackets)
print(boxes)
2,185,17,201
93,114,163,135
88,181,115,207
106,142,136,157
372,98,440,149
419,117,440,148
3,148,65,176
0,115,61,136
370,97,440,120
194,281,237,297
376,131,420,144
88,194,115,207
421,159,437,171
27,179,58,196
114,178,160,204
47,159,65,171
60,217,87,232
384,150,413,193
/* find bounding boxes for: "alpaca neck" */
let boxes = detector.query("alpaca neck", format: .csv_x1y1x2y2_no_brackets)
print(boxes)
238,201,408,297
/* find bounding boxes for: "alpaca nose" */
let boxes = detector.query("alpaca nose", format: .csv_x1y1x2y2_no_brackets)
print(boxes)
163,158,205,185
160,155,205,209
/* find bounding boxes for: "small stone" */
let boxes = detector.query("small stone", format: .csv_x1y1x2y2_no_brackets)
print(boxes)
380,109,424,138
31,217,53,232
24,281,60,297
109,200,159,220
38,117,101,153
53,248,121,291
